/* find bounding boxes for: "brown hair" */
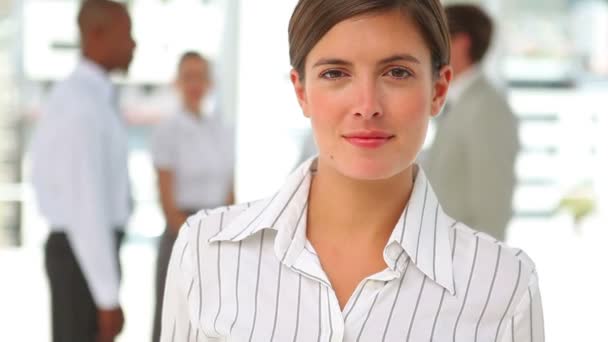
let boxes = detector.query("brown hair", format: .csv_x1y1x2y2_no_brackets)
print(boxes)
288,0,450,80
177,51,212,82
178,51,207,69
444,4,493,63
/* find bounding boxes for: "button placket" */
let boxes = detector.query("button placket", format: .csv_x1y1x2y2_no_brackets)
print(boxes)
327,287,345,342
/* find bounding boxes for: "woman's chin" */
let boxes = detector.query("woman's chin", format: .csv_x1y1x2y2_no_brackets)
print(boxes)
335,157,406,181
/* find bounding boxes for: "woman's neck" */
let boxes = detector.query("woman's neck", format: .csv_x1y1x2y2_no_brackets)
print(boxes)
184,103,202,117
307,159,415,242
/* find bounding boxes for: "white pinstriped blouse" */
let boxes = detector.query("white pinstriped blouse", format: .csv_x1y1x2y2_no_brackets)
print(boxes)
161,158,544,341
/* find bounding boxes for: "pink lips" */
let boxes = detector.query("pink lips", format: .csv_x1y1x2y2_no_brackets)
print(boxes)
342,130,395,149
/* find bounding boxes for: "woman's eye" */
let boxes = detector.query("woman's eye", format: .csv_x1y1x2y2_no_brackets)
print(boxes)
386,68,412,79
321,70,346,79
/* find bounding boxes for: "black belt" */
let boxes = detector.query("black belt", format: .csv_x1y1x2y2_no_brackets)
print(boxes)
48,228,125,246
48,230,125,241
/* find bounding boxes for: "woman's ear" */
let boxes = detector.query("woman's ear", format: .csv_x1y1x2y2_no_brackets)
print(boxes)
290,69,310,118
430,65,452,117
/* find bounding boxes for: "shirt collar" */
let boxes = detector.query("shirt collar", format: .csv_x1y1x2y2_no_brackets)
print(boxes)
383,166,456,294
209,157,455,294
208,157,312,245
448,64,482,104
74,58,115,104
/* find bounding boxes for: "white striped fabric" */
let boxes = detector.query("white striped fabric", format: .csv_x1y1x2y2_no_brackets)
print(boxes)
161,158,544,342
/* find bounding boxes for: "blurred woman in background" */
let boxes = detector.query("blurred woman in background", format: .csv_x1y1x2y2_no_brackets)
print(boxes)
150,51,234,342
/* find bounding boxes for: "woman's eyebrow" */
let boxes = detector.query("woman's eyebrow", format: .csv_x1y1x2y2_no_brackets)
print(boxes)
312,58,353,68
378,54,421,65
312,54,421,68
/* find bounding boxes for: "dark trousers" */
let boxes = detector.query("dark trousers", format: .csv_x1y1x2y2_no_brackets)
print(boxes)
152,229,178,342
45,230,124,342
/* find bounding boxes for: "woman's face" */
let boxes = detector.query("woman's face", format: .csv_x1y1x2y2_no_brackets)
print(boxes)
176,57,210,111
291,9,451,180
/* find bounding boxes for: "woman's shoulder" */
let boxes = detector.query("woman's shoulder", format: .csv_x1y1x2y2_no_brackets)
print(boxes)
450,222,537,279
156,113,183,130
177,199,266,246
172,199,273,279
151,114,183,143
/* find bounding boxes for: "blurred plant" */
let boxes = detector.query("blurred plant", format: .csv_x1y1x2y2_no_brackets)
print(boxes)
556,182,596,228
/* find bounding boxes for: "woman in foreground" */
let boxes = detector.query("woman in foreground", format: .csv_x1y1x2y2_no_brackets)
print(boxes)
161,0,544,341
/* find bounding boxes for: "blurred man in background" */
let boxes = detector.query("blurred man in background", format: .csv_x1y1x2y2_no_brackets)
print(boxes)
29,1,136,341
422,4,519,241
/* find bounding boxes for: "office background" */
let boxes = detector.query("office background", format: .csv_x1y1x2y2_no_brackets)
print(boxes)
1,0,607,340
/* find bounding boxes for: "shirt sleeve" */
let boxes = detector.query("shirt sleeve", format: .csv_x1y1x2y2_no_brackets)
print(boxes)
65,108,121,309
151,118,177,170
161,218,208,341
502,271,545,342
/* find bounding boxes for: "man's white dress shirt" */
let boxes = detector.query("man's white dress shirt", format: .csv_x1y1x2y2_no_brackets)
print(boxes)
151,111,234,210
30,58,131,309
161,158,544,341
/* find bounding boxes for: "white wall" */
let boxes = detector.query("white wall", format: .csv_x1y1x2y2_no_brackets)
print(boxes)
234,0,310,202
